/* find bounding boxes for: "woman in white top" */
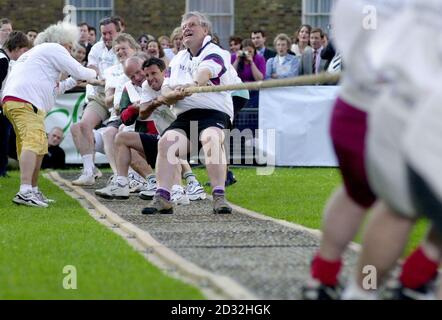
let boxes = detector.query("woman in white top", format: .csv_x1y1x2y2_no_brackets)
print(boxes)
1,22,97,208
291,24,312,56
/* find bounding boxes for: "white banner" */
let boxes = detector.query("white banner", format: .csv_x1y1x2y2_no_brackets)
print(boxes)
45,91,108,164
259,86,339,167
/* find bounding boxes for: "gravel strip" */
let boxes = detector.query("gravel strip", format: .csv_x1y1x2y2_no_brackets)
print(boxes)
60,172,359,299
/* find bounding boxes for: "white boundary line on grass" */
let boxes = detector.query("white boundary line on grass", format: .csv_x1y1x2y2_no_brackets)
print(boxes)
45,171,258,300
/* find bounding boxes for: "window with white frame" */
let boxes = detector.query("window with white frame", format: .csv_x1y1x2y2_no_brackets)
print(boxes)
186,0,235,49
302,0,336,32
66,0,114,31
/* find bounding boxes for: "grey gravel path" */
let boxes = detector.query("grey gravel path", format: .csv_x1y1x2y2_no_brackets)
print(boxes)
60,172,359,299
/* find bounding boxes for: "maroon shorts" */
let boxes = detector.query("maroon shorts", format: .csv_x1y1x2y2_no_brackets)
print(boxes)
330,97,376,208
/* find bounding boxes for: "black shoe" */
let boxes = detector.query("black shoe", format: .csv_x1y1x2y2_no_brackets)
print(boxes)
225,170,237,187
302,279,342,300
383,281,436,300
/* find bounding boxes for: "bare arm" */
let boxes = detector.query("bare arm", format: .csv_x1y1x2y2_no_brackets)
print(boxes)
104,88,115,109
250,60,264,81
139,96,168,120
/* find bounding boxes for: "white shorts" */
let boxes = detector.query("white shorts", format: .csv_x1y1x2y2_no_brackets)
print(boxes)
366,90,416,218
93,128,106,155
404,91,442,199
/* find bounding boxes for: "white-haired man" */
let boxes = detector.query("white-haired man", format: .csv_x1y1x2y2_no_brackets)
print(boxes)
1,22,96,207
71,17,120,186
142,12,237,215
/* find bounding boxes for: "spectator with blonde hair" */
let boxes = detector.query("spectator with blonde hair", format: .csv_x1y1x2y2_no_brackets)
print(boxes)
265,33,299,79
170,27,184,56
1,21,96,207
158,35,171,49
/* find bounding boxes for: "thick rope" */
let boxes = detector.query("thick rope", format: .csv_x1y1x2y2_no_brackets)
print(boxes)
184,72,341,94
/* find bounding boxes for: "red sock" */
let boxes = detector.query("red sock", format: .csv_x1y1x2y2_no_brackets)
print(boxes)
311,253,342,286
400,246,439,289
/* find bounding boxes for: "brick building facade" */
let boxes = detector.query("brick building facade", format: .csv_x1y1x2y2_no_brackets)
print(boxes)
0,0,303,49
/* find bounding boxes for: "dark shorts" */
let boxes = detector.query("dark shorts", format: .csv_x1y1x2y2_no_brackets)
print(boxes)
139,133,160,168
330,97,376,208
408,165,442,236
164,108,231,140
232,96,249,119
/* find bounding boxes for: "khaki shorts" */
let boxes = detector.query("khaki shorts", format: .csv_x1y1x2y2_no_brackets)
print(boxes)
85,92,109,122
3,101,48,157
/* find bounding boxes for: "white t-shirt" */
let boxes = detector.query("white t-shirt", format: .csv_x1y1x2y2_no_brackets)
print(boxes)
364,0,442,217
141,80,176,135
404,89,442,200
163,36,235,120
2,43,96,112
104,63,128,122
87,41,118,95
332,0,409,111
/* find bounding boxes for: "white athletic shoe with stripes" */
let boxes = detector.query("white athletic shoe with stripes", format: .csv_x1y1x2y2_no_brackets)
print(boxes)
171,185,190,206
13,190,48,208
185,180,206,201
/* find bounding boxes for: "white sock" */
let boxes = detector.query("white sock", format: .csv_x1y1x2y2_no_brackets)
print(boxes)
32,187,39,193
341,276,378,300
20,184,33,194
82,154,94,174
116,176,128,186
183,172,197,184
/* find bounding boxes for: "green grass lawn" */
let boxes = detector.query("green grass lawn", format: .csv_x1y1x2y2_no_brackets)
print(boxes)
0,171,203,300
1,166,428,299
193,167,428,255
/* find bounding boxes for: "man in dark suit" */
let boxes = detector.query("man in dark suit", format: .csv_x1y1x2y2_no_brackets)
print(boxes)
251,30,276,62
78,22,93,63
299,28,328,76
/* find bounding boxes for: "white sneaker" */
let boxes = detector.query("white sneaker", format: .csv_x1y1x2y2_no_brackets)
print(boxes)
95,180,129,200
341,277,378,300
13,190,48,208
185,180,206,201
171,185,190,206
128,172,147,193
139,177,157,200
34,191,56,204
72,171,96,186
